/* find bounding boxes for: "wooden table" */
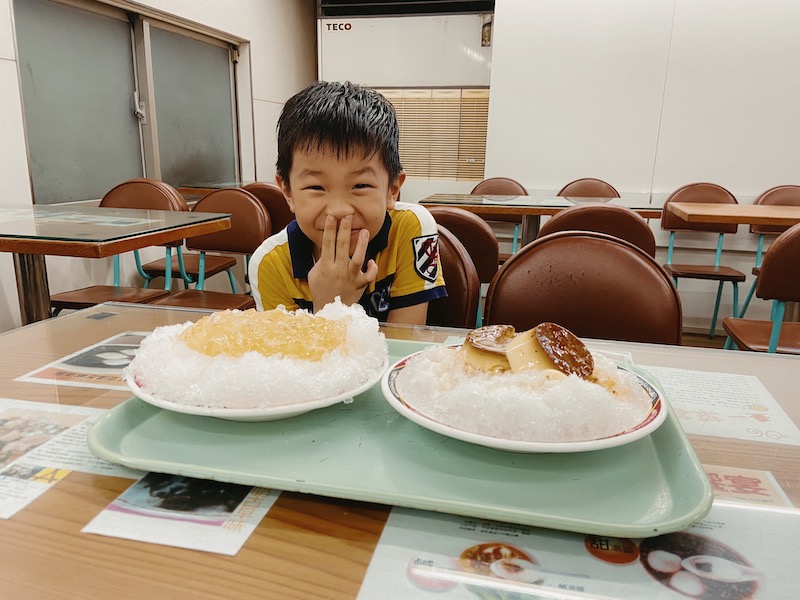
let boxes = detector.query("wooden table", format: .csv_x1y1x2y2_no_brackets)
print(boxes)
0,303,798,599
667,201,800,226
0,205,231,325
420,194,661,245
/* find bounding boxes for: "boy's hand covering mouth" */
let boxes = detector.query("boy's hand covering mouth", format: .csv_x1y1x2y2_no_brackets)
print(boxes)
308,214,378,312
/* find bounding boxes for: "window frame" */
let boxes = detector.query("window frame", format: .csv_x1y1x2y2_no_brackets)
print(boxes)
15,0,249,203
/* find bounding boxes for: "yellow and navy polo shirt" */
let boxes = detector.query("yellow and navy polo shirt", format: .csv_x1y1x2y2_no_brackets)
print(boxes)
249,202,447,321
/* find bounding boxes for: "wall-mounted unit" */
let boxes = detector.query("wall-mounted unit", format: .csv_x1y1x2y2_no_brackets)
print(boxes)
318,0,494,18
318,13,492,88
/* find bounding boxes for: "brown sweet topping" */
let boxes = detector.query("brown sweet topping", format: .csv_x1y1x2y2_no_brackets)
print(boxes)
466,324,516,354
533,322,594,379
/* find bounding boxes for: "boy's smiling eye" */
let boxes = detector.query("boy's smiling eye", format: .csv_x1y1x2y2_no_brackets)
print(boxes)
304,185,324,191
353,183,373,189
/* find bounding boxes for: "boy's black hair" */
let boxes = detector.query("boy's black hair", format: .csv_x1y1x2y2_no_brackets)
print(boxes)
276,81,403,187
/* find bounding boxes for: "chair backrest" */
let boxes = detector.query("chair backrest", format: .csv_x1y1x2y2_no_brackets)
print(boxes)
426,225,480,329
660,182,739,234
537,204,656,257
471,177,528,196
100,179,188,249
557,178,620,198
242,182,295,233
484,230,682,344
750,185,800,235
755,222,800,303
427,206,499,283
100,178,188,211
186,188,271,255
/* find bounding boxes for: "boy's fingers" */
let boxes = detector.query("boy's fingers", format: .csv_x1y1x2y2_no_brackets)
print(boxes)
336,215,352,260
349,229,370,273
320,215,337,263
362,259,378,283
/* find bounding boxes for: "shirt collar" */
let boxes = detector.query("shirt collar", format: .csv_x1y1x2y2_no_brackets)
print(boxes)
287,212,392,279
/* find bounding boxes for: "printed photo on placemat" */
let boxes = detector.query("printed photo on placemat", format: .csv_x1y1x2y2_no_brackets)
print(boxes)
15,332,148,391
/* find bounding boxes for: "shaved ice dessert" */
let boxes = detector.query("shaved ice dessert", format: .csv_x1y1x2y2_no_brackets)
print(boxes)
125,300,388,409
393,323,656,443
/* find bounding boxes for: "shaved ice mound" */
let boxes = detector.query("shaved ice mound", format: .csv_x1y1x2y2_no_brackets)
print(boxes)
125,300,388,410
394,345,654,443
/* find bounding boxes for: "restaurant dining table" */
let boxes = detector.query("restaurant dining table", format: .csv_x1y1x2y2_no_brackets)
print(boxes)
419,193,661,246
0,302,798,599
0,204,231,325
667,201,800,227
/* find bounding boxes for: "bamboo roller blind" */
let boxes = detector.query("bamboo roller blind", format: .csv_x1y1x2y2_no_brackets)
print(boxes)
376,88,489,181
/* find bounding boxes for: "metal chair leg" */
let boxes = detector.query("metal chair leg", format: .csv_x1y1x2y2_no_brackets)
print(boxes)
226,268,238,294
739,278,757,318
511,223,519,254
709,281,724,338
768,301,786,353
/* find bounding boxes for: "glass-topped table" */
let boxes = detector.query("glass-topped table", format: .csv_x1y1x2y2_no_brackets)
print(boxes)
420,194,661,245
0,205,230,325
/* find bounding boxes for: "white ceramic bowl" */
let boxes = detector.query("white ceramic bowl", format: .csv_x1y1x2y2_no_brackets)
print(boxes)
127,356,388,422
381,349,667,453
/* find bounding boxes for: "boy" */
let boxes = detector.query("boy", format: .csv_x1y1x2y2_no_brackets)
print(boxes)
249,81,446,324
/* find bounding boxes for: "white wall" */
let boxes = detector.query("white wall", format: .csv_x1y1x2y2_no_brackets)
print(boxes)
651,0,800,198
489,0,800,199
488,0,674,195
0,0,316,331
487,0,795,332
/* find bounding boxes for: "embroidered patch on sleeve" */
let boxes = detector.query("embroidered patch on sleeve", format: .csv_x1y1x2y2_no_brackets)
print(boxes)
412,234,439,282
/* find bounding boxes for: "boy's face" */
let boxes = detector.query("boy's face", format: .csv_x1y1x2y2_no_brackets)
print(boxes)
277,146,404,257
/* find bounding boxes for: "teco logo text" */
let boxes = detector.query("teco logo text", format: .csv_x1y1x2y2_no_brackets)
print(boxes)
326,23,352,31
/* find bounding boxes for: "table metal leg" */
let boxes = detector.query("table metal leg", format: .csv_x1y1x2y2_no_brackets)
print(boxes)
13,253,52,324
520,215,542,247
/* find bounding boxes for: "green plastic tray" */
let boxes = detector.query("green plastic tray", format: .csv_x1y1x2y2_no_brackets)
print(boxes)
88,339,713,537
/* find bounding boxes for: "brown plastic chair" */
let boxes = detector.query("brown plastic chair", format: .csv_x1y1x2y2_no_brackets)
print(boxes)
149,188,271,311
426,206,499,283
49,178,186,315
722,222,800,354
426,225,481,329
661,182,746,338
738,185,800,319
471,177,527,256
537,204,656,257
427,206,499,326
557,177,621,198
139,184,244,290
484,230,682,344
243,182,295,233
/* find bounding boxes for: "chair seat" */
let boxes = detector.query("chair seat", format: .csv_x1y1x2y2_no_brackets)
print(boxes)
149,290,255,311
663,264,746,282
50,286,169,311
752,266,761,276
722,318,800,354
142,253,237,280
